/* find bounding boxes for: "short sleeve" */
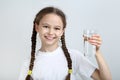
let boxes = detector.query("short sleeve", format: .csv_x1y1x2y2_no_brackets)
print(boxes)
69,49,96,78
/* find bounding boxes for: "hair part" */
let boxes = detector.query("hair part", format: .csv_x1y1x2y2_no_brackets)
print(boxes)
25,6,72,80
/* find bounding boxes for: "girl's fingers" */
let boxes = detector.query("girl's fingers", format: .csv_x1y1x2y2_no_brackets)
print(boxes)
88,34,102,50
90,34,102,42
89,40,101,46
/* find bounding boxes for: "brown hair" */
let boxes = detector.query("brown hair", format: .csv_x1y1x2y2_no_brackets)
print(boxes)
25,6,72,80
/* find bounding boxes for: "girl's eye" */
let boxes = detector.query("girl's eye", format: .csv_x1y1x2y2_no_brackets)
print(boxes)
43,26,48,28
55,28,60,30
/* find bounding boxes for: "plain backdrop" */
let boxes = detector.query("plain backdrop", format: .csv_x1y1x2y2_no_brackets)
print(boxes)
0,0,120,80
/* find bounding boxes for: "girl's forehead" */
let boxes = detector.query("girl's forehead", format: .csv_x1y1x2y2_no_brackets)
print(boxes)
39,13,63,26
41,13,62,19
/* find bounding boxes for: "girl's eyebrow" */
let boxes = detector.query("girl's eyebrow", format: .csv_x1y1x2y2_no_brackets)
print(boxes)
41,23,62,28
55,26,61,28
41,23,50,25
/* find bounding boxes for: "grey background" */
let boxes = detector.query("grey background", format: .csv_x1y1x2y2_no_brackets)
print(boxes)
0,0,120,80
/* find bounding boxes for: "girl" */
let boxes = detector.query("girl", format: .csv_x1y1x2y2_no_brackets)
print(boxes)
19,6,112,80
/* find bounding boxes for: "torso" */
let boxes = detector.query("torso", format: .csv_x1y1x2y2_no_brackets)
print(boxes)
32,47,68,80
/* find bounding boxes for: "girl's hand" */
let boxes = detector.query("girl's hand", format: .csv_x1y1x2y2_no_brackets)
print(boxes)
88,34,102,52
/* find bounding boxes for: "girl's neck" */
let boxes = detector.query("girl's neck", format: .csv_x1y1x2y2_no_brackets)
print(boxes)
40,44,59,52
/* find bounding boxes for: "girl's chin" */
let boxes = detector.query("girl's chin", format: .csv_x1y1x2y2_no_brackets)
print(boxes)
44,42,55,46
42,40,54,44
42,40,58,46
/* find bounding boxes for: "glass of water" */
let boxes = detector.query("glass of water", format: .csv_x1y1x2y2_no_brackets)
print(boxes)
83,29,97,57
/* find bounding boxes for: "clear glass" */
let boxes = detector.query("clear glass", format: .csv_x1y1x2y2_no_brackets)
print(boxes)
83,29,97,57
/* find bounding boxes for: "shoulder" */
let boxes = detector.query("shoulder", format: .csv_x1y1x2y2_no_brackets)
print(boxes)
67,48,84,60
67,48,93,65
68,48,83,56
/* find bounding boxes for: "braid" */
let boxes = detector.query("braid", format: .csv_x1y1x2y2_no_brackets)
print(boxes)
61,33,72,80
25,24,37,80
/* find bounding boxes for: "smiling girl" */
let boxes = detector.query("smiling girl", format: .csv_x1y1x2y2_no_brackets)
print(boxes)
19,6,112,80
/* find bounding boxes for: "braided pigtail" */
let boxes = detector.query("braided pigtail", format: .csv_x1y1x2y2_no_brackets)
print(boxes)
25,23,37,80
61,33,72,80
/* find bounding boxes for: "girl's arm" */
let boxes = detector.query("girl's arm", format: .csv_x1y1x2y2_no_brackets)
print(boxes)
89,34,112,80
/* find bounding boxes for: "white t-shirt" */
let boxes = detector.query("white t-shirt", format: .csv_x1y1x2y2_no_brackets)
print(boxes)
19,47,96,80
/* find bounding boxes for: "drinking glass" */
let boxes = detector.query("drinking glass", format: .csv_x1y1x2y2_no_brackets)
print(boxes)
83,29,97,57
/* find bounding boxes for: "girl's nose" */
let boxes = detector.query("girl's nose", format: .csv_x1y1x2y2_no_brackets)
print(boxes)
48,29,54,34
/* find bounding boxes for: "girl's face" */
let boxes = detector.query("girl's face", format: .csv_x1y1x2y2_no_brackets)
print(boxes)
35,13,64,47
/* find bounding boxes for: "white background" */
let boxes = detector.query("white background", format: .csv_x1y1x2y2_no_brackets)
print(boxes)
0,0,120,80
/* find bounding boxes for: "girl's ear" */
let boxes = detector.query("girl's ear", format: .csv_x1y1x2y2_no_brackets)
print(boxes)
35,23,39,32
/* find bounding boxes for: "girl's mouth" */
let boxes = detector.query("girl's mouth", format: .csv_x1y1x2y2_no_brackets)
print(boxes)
45,36,55,40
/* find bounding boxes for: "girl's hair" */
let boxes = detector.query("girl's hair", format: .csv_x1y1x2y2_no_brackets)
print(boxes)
25,6,72,80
